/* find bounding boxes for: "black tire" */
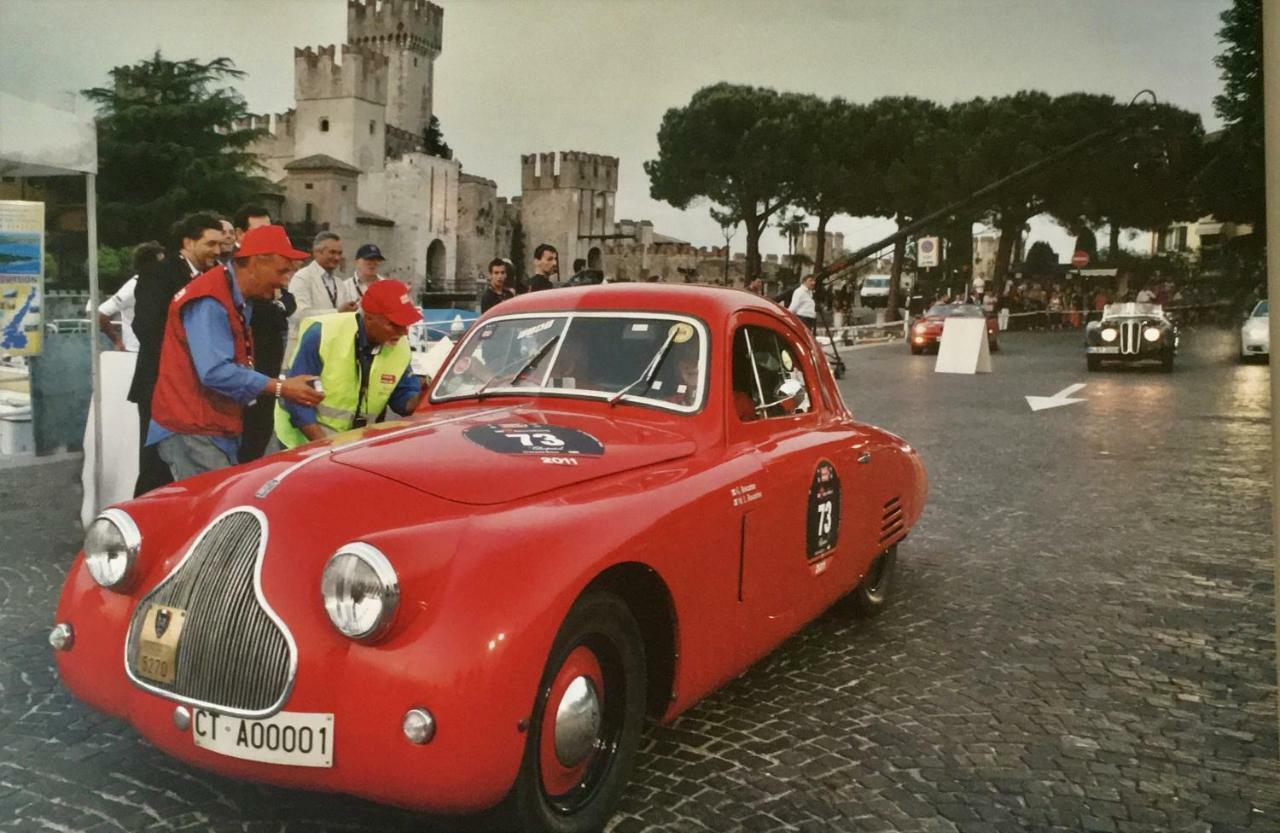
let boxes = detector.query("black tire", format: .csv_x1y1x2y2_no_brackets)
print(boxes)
910,344,923,355
507,592,647,833
989,339,999,353
842,546,897,618
1160,352,1174,373
1086,356,1101,372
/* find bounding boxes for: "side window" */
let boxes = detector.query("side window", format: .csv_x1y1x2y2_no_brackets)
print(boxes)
732,326,812,422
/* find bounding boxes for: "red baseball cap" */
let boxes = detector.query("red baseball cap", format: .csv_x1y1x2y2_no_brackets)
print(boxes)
236,225,309,260
361,279,422,327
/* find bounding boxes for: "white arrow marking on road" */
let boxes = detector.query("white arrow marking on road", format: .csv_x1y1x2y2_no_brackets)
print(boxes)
1026,383,1087,412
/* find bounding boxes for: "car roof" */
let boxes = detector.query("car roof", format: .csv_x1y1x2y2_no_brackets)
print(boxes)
486,283,784,321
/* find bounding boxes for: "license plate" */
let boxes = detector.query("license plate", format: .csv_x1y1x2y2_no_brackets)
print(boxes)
1088,346,1119,354
137,605,187,684
192,710,334,768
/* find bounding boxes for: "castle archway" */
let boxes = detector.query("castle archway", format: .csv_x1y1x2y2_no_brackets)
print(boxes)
587,246,602,271
426,239,447,289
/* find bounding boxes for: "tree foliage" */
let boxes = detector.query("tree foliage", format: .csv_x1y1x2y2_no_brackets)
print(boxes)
423,115,453,160
646,83,808,279
84,52,270,246
1199,0,1263,226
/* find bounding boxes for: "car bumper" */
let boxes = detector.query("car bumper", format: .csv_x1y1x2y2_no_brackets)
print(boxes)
1241,335,1269,356
53,564,528,815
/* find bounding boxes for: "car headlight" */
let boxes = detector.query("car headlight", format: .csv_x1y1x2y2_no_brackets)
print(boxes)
1100,328,1118,342
1143,327,1162,342
913,324,926,334
321,543,399,641
83,509,141,589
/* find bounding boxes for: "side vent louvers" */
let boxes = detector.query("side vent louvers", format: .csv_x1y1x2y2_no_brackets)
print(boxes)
880,496,904,544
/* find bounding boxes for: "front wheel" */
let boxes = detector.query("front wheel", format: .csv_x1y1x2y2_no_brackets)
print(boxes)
1160,352,1174,373
989,338,1000,353
507,592,647,833
1086,356,1101,372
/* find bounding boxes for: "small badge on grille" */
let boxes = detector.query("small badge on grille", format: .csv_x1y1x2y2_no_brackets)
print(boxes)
154,608,171,638
138,605,187,685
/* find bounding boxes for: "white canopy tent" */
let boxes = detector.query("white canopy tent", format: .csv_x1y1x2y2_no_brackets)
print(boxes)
0,92,105,521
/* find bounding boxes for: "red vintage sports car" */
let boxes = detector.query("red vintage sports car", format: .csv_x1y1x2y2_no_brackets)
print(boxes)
52,285,927,832
909,302,999,354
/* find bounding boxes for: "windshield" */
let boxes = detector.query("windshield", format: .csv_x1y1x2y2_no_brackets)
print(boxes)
926,303,984,318
863,277,889,288
1103,302,1163,319
430,312,707,412
1252,300,1269,317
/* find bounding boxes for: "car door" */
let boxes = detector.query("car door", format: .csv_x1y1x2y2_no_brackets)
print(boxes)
728,312,877,640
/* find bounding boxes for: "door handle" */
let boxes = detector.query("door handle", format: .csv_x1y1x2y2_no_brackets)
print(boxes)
857,451,871,464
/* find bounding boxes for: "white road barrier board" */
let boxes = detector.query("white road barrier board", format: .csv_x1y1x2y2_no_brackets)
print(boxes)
80,350,139,526
934,318,991,375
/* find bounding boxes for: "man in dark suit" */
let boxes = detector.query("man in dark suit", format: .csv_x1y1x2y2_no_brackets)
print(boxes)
129,212,224,495
231,205,298,463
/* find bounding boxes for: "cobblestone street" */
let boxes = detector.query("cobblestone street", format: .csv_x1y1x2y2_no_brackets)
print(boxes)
1,326,1274,832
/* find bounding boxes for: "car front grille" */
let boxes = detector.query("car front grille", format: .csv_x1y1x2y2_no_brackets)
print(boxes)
1119,321,1142,355
124,508,295,718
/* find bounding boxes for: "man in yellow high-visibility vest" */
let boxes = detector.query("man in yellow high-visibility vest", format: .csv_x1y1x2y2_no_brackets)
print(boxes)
273,279,423,449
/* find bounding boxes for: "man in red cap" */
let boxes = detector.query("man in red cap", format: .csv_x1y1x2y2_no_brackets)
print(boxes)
272,278,423,449
147,225,325,483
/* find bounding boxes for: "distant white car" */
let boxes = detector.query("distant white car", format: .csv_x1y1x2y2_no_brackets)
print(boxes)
859,275,891,307
1241,299,1269,361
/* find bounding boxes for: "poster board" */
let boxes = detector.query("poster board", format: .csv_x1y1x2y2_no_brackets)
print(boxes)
934,317,992,374
0,201,45,356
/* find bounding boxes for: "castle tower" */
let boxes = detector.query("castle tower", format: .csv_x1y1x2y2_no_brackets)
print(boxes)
347,0,443,142
519,151,619,276
293,44,389,172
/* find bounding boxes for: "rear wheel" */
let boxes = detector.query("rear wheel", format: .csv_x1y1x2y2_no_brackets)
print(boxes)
507,592,647,833
842,546,897,618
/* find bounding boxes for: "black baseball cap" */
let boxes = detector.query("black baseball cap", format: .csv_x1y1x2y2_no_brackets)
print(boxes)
355,243,385,261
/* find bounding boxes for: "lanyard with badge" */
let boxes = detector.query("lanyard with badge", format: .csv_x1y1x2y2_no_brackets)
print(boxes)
351,318,371,429
225,263,255,370
322,272,337,308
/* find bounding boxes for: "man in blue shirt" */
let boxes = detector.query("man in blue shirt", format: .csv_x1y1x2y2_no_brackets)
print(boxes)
275,280,423,448
148,225,324,483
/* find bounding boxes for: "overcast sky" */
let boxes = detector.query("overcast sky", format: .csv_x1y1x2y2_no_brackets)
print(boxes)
0,0,1233,260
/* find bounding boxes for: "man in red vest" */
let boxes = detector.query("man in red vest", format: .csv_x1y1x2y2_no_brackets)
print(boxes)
147,225,324,485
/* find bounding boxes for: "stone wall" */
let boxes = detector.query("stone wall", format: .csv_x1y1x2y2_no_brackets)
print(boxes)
456,173,497,292
360,151,459,292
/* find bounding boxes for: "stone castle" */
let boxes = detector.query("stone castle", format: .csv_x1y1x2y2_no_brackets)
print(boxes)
235,0,770,294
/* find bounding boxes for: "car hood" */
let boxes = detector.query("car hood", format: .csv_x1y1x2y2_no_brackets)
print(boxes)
329,404,697,505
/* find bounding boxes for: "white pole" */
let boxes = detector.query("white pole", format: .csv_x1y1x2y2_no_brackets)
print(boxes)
86,172,102,519
1263,0,1280,730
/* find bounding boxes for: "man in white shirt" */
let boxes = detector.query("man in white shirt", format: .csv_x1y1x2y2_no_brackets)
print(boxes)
1135,284,1156,304
789,274,818,331
288,231,355,351
343,243,387,301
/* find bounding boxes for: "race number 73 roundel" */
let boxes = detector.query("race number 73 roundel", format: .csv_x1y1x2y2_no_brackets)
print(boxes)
806,460,841,559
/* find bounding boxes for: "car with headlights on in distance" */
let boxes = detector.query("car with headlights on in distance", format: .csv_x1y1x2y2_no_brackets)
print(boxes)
1085,302,1178,372
908,303,999,354
1240,299,1269,362
51,284,928,833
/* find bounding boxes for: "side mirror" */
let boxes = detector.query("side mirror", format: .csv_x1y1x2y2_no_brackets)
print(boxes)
776,377,808,413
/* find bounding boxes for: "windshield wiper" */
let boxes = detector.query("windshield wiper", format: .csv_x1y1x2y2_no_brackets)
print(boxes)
471,334,561,401
608,329,678,406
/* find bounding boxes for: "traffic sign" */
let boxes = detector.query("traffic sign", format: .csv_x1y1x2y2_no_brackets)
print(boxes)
1071,250,1090,268
918,237,939,268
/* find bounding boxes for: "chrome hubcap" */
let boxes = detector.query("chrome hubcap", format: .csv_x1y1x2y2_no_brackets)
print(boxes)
554,675,601,766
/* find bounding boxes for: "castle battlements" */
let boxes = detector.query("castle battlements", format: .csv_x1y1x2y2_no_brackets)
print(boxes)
294,44,388,103
521,151,619,192
230,110,296,140
348,0,443,56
